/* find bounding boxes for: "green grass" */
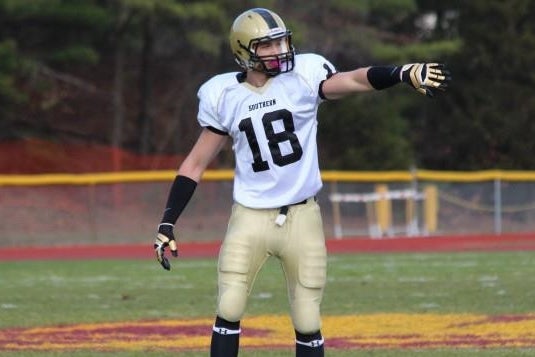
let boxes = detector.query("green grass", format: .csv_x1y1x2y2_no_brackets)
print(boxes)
325,252,535,315
1,251,535,356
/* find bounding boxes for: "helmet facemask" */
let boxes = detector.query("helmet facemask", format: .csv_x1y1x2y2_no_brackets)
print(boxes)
246,33,295,76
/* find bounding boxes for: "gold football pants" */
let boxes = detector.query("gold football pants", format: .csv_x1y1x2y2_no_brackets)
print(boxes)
216,198,327,334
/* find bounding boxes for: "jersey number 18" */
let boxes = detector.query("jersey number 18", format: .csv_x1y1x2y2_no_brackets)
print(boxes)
239,109,303,172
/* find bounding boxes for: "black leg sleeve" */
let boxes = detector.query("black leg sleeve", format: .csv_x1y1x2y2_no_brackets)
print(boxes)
295,330,324,357
210,316,241,357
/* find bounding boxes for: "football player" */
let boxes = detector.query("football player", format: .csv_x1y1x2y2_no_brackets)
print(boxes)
154,7,450,357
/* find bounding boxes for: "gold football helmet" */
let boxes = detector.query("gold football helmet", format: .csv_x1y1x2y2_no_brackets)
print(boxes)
229,8,295,76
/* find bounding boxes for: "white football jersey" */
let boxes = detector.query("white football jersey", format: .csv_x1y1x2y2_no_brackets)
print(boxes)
197,53,337,208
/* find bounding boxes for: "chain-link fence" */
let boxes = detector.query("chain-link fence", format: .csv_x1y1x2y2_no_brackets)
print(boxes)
2,170,535,247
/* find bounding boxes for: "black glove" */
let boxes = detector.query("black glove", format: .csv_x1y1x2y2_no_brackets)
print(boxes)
400,63,450,97
154,223,178,271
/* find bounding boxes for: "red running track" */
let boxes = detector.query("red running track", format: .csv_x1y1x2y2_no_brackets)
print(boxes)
1,233,535,261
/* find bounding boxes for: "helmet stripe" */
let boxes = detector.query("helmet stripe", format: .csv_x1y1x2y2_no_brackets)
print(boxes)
252,8,279,29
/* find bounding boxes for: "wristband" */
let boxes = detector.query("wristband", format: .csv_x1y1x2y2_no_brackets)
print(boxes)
160,175,197,225
367,66,402,90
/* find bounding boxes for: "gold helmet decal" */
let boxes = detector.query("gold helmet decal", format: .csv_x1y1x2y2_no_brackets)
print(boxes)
229,8,295,76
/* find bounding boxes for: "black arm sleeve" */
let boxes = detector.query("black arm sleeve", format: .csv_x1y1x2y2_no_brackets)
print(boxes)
367,66,402,90
160,175,198,225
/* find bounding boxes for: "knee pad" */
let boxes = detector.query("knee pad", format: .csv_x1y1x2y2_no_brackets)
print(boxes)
291,298,322,334
217,277,248,322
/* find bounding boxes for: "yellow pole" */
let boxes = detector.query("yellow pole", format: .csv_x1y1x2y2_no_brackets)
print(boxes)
375,184,391,236
424,185,438,233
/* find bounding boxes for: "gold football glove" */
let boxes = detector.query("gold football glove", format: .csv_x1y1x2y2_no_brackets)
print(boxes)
154,224,178,271
400,63,450,97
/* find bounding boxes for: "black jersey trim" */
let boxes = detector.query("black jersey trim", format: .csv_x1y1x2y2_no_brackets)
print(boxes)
319,73,339,100
206,126,229,136
319,80,328,100
236,72,247,83
319,64,336,100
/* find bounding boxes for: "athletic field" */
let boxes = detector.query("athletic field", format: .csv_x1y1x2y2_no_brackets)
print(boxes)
1,234,535,356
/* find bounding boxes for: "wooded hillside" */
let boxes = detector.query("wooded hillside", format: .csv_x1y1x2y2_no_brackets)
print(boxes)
1,0,534,171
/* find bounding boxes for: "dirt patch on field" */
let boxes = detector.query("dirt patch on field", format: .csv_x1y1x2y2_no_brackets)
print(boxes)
1,314,535,352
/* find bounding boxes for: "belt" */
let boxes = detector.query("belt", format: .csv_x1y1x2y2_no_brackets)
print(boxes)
275,197,315,226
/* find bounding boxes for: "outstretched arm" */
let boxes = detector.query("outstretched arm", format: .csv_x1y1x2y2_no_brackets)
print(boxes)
321,63,450,100
321,67,373,99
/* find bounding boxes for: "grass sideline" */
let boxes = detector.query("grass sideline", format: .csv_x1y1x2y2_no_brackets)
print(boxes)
1,251,535,356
